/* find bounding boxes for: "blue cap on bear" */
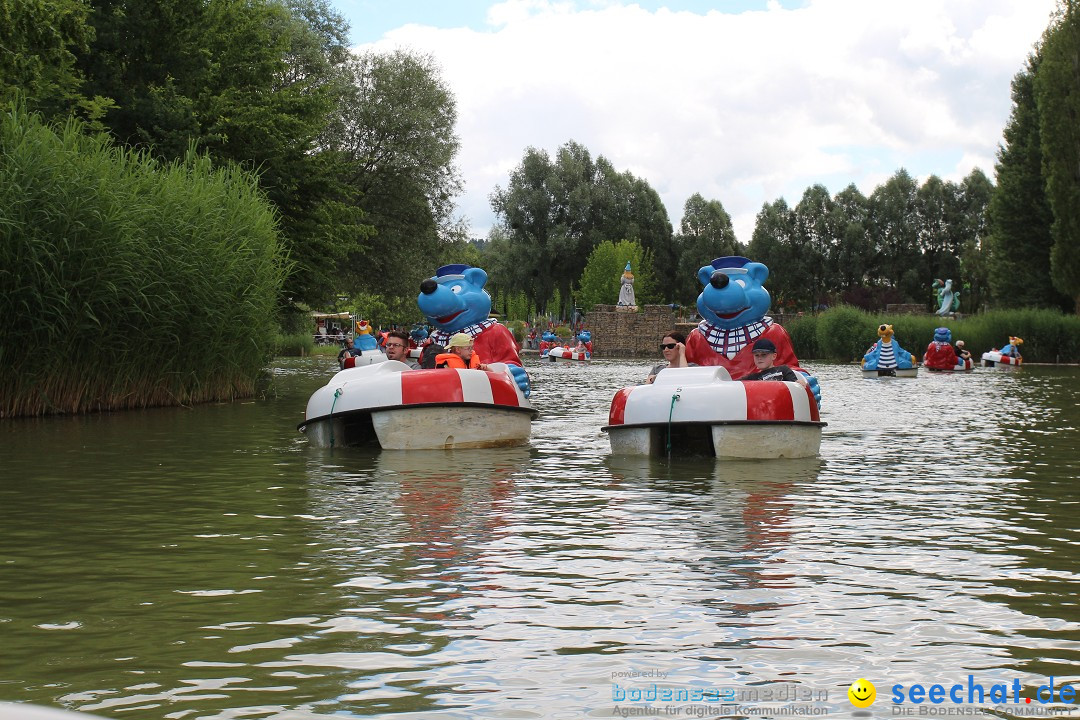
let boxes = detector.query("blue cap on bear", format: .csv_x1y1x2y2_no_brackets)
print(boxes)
934,327,951,342
436,264,470,278
710,256,751,270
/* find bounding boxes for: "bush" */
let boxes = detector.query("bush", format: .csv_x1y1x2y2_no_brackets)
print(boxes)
809,306,1080,362
815,306,877,361
0,106,289,416
274,333,315,357
785,314,819,359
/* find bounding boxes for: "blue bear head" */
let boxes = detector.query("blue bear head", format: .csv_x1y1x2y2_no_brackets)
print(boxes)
934,327,952,343
695,256,772,330
417,264,492,332
409,324,429,343
541,331,558,343
577,330,591,343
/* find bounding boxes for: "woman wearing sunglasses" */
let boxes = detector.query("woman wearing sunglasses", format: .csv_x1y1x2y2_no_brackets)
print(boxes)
646,331,693,384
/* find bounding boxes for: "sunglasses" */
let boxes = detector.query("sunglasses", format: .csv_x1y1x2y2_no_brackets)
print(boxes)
660,343,679,350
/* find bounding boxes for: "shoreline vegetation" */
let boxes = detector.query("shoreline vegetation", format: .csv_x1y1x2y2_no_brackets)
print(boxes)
0,107,288,419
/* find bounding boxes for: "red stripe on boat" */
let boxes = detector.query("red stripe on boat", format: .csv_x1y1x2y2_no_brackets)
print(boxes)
745,382,795,421
401,369,463,404
609,387,632,425
488,371,521,407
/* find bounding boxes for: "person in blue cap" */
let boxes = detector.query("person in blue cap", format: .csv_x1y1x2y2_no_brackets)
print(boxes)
740,338,808,386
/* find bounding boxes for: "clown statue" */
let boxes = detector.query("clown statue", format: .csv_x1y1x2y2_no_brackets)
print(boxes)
418,264,530,396
684,256,820,405
617,262,637,308
353,319,378,352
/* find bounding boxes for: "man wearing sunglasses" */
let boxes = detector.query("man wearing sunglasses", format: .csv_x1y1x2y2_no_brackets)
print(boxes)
383,329,420,369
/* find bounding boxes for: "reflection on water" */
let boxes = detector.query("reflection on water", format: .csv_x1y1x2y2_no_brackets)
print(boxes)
0,358,1078,719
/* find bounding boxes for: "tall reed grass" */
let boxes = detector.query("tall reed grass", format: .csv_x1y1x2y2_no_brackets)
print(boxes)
790,306,1080,363
0,106,290,417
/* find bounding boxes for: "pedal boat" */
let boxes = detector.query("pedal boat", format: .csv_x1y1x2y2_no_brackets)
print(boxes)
602,366,824,459
925,357,975,372
981,351,1022,368
546,346,591,362
298,361,537,450
861,366,918,378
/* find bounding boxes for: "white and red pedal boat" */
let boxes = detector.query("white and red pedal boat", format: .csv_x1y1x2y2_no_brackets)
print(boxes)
980,351,1022,368
546,346,591,362
602,366,825,459
299,361,537,450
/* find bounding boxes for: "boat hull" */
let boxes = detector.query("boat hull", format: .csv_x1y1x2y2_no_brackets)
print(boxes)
547,346,590,362
602,366,824,459
861,367,918,378
299,362,537,449
303,405,535,450
607,421,822,459
981,351,1021,368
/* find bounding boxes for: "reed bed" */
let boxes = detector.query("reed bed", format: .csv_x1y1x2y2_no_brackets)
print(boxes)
787,306,1080,363
0,106,289,417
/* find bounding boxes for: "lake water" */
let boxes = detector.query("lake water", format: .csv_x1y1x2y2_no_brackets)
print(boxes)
1,357,1078,720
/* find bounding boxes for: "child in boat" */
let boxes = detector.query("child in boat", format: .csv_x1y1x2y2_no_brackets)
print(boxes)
435,333,491,370
740,338,808,387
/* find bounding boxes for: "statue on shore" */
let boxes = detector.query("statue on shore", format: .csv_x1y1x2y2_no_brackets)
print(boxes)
933,278,960,316
617,261,637,308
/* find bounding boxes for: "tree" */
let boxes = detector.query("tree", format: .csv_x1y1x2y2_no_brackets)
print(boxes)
868,169,923,301
0,0,94,120
491,140,671,314
326,49,465,304
672,193,741,304
747,198,797,310
576,239,657,310
1035,1,1080,311
74,0,364,306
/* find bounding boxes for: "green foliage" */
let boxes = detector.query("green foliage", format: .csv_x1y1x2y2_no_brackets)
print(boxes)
672,193,742,304
490,140,672,314
577,239,657,310
803,306,1080,362
1036,1,1080,310
326,49,463,306
274,332,315,356
784,314,819,360
0,0,93,119
0,106,289,416
505,320,527,343
814,306,878,361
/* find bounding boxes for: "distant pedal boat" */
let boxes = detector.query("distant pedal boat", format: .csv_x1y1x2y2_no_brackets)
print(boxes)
981,351,1021,368
602,366,825,459
547,346,591,362
861,367,918,378
299,361,537,450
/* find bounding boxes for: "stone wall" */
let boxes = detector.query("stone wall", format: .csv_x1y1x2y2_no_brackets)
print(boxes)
587,306,811,357
589,305,683,357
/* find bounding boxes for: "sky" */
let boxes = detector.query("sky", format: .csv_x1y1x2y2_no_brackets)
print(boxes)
335,0,1057,245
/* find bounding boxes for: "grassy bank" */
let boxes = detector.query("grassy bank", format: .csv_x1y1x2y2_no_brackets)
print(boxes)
787,306,1080,363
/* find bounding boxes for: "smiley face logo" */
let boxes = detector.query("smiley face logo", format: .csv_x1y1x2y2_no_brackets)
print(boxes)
848,678,876,708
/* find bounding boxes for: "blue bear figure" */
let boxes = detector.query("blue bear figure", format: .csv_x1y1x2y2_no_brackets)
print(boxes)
418,264,530,396
409,324,429,345
684,256,820,405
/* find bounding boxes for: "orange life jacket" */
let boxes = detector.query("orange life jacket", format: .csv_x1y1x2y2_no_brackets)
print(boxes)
435,352,481,369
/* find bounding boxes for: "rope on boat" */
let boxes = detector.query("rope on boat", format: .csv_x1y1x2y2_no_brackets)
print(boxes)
329,387,343,448
666,389,682,457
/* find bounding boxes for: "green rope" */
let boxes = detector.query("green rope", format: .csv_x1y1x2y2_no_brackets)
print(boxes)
329,387,343,448
666,389,682,457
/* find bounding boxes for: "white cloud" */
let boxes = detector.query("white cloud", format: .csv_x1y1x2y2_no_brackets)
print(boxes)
360,0,1055,244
